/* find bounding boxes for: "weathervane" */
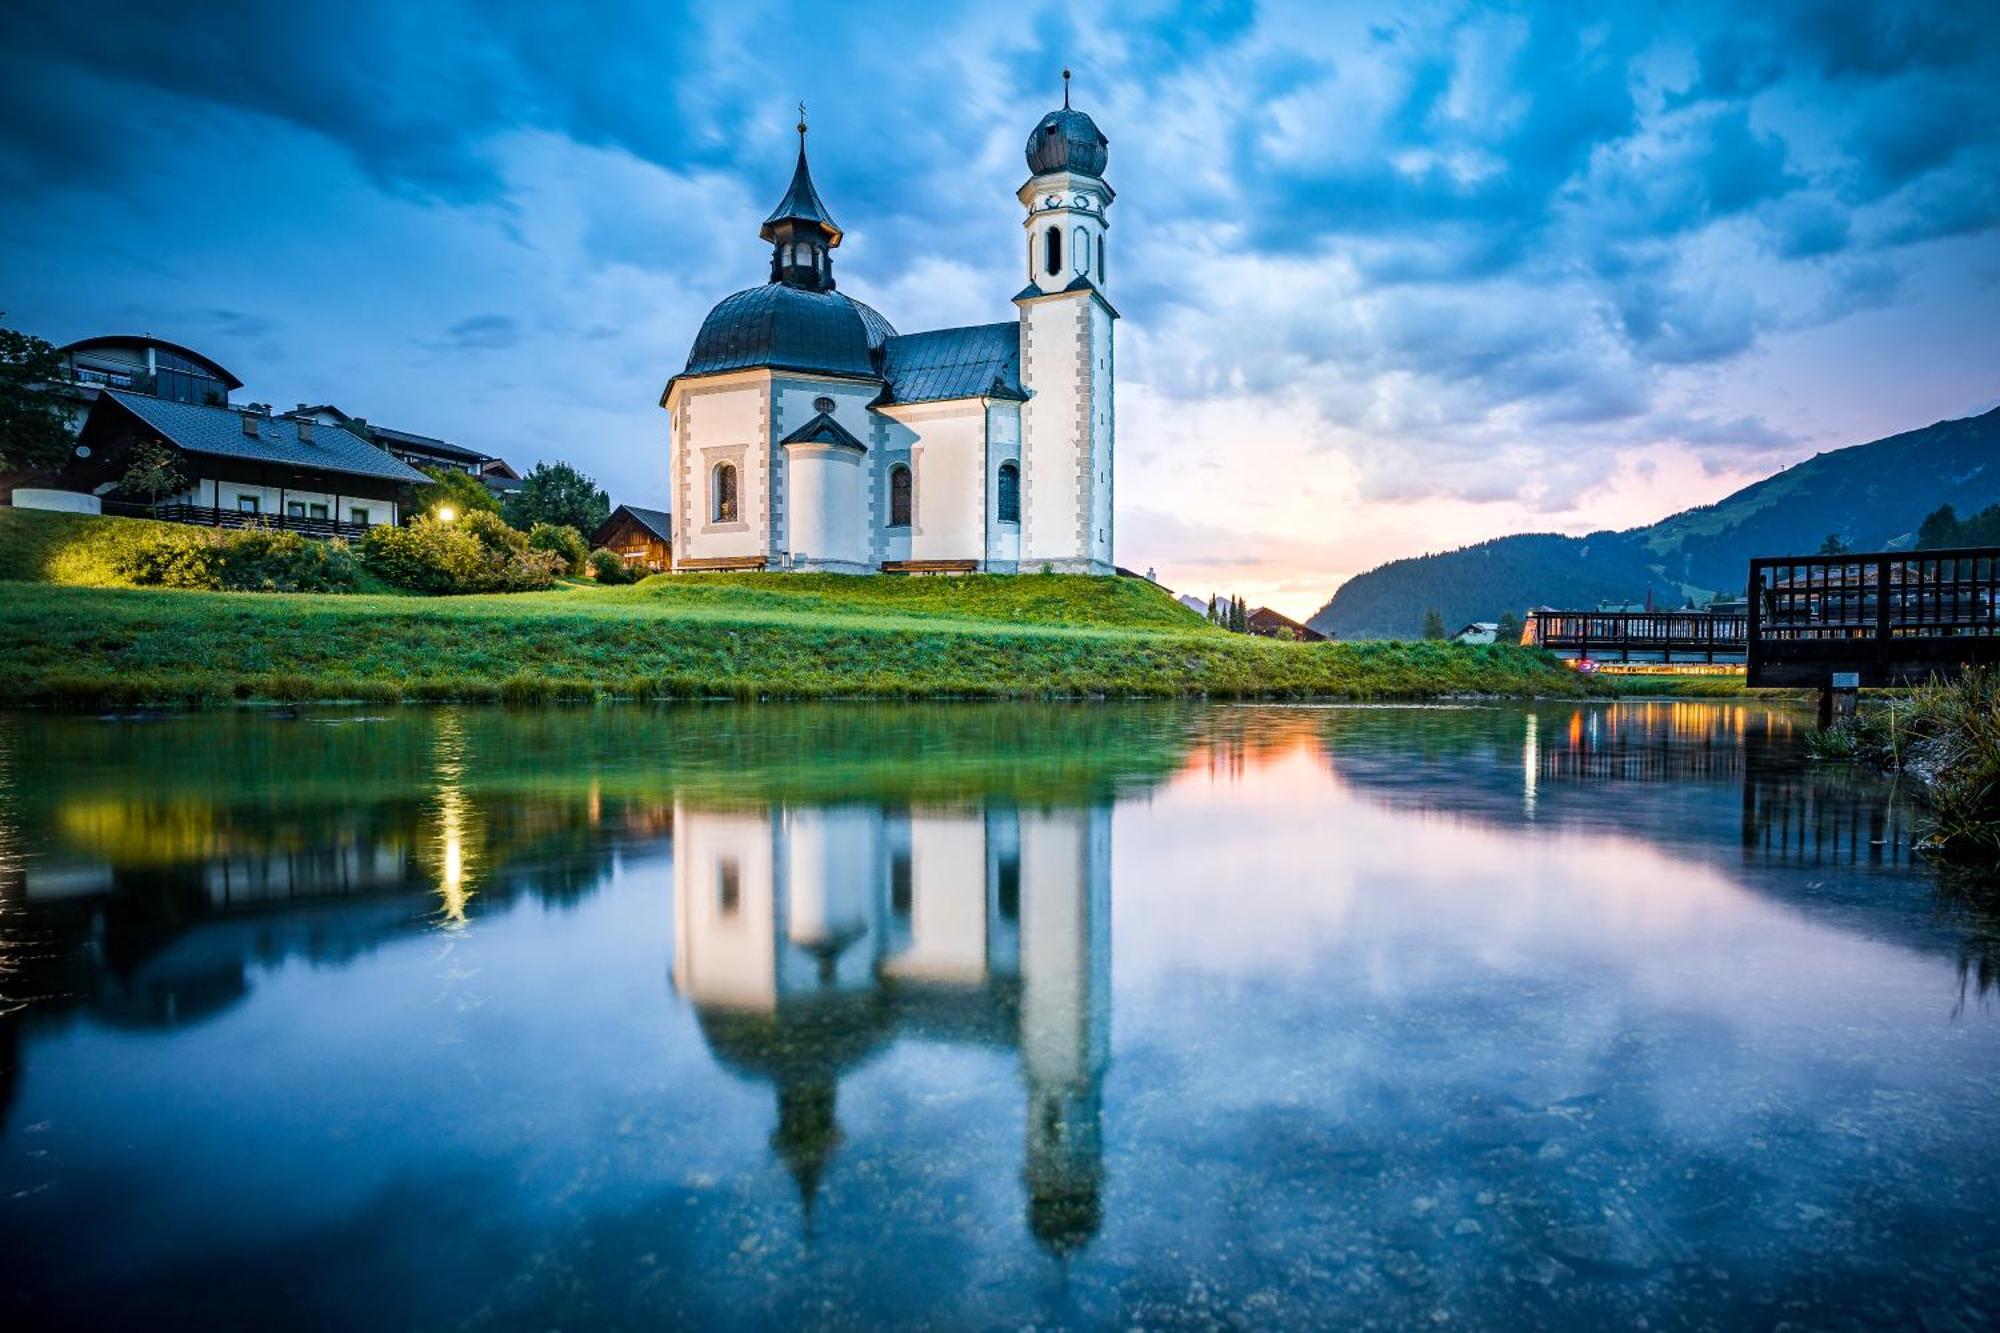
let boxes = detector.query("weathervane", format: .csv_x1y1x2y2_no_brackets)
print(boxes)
797,101,807,137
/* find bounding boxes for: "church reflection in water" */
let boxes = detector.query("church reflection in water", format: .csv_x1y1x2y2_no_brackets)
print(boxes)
671,799,1111,1254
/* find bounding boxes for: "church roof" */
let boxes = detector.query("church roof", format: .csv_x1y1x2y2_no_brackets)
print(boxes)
1026,106,1109,177
761,137,843,246
879,323,1026,405
678,284,897,384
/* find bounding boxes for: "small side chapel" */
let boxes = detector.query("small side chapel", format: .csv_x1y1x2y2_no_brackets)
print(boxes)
661,82,1116,575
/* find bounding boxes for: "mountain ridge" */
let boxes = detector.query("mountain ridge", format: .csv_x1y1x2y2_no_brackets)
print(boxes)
1308,403,2000,640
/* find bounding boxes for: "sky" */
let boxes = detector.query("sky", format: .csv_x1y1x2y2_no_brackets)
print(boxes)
1,1,1996,617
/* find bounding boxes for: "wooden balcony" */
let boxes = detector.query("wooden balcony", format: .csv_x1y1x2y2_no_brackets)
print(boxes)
144,503,375,542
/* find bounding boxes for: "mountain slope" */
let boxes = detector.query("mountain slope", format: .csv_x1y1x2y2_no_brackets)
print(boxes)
1310,404,2000,640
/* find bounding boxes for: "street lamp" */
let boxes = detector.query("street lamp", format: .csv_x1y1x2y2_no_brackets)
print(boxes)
436,505,457,523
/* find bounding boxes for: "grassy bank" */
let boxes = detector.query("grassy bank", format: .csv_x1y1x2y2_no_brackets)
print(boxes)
1808,668,2000,867
0,577,1598,707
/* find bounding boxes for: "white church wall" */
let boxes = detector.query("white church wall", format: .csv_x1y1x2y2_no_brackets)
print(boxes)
772,374,879,571
873,416,919,567
879,401,987,565
671,374,769,567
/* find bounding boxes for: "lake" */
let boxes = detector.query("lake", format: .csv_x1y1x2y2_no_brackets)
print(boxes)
2,702,1996,1329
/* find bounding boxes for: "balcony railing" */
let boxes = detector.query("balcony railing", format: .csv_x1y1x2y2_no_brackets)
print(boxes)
1527,610,1747,662
141,503,375,542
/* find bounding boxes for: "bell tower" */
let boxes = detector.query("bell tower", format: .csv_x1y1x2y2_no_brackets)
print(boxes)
1015,71,1116,575
761,107,842,292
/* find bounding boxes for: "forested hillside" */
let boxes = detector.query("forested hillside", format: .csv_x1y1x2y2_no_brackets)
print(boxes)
1311,404,2000,640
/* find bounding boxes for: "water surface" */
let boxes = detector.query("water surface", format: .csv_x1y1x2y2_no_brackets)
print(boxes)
1,702,1996,1329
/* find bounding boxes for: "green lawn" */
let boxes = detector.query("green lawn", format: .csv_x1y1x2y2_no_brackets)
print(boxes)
0,507,1600,706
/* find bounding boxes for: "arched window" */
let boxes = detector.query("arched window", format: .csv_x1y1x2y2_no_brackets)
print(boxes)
888,463,912,527
997,462,1020,523
1097,233,1106,284
1044,225,1062,277
1074,227,1089,277
711,461,738,523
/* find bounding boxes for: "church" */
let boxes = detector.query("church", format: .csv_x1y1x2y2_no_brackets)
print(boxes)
661,85,1116,575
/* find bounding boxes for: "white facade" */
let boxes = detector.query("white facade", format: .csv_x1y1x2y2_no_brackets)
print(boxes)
165,477,397,526
662,101,1115,576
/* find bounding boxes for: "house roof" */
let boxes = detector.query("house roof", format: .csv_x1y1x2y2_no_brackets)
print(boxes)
301,405,489,464
595,504,673,546
879,323,1026,405
779,411,866,450
1248,606,1328,641
105,391,430,485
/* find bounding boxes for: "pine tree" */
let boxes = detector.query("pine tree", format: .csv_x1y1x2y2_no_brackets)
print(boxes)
1422,609,1447,640
1206,593,1218,623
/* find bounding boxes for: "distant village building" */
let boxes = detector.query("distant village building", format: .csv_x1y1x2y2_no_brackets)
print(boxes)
1246,607,1328,641
1452,621,1500,645
663,89,1116,575
592,505,674,572
300,404,523,497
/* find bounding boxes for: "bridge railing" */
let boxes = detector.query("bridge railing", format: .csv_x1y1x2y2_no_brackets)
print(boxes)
1528,610,1747,662
1747,547,2000,686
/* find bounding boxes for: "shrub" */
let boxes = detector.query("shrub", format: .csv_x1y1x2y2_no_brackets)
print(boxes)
528,522,590,575
110,525,222,589
213,529,363,592
361,513,557,595
411,465,501,519
588,547,634,584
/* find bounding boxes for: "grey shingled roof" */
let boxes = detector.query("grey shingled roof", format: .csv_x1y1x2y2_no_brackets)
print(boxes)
760,143,842,245
879,323,1026,405
107,391,431,485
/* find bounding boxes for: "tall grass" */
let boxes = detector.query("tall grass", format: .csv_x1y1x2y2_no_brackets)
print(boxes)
1809,667,2000,864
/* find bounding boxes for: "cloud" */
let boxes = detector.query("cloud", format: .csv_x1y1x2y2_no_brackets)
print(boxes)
0,0,1994,616
433,314,521,351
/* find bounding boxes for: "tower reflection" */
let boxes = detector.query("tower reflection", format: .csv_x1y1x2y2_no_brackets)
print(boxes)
672,799,1111,1253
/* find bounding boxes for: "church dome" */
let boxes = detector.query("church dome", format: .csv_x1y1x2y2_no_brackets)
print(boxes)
682,283,897,380
1026,107,1108,177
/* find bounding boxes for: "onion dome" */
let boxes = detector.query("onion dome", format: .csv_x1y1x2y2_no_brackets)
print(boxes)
1026,71,1108,176
682,283,897,380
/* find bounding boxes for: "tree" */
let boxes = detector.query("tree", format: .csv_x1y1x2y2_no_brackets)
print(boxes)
1817,533,1849,556
1422,609,1447,640
504,461,609,535
118,438,189,504
412,465,500,520
1917,505,1961,550
0,320,76,481
1206,593,1218,624
527,522,590,575
1495,610,1523,646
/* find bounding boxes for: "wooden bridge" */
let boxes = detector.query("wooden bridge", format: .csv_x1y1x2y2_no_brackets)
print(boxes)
1747,546,2000,687
1527,610,1746,667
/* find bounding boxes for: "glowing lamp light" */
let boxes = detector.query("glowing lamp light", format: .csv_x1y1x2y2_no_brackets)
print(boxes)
436,505,457,523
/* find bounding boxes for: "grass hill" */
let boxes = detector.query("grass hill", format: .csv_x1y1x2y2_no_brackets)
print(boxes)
0,509,1593,706
1311,404,2000,639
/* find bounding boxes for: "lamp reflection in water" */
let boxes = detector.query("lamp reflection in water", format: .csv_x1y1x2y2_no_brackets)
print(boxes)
422,712,479,928
672,797,1111,1254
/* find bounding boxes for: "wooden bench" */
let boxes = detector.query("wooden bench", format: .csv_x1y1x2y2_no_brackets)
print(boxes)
674,555,771,572
880,560,980,575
